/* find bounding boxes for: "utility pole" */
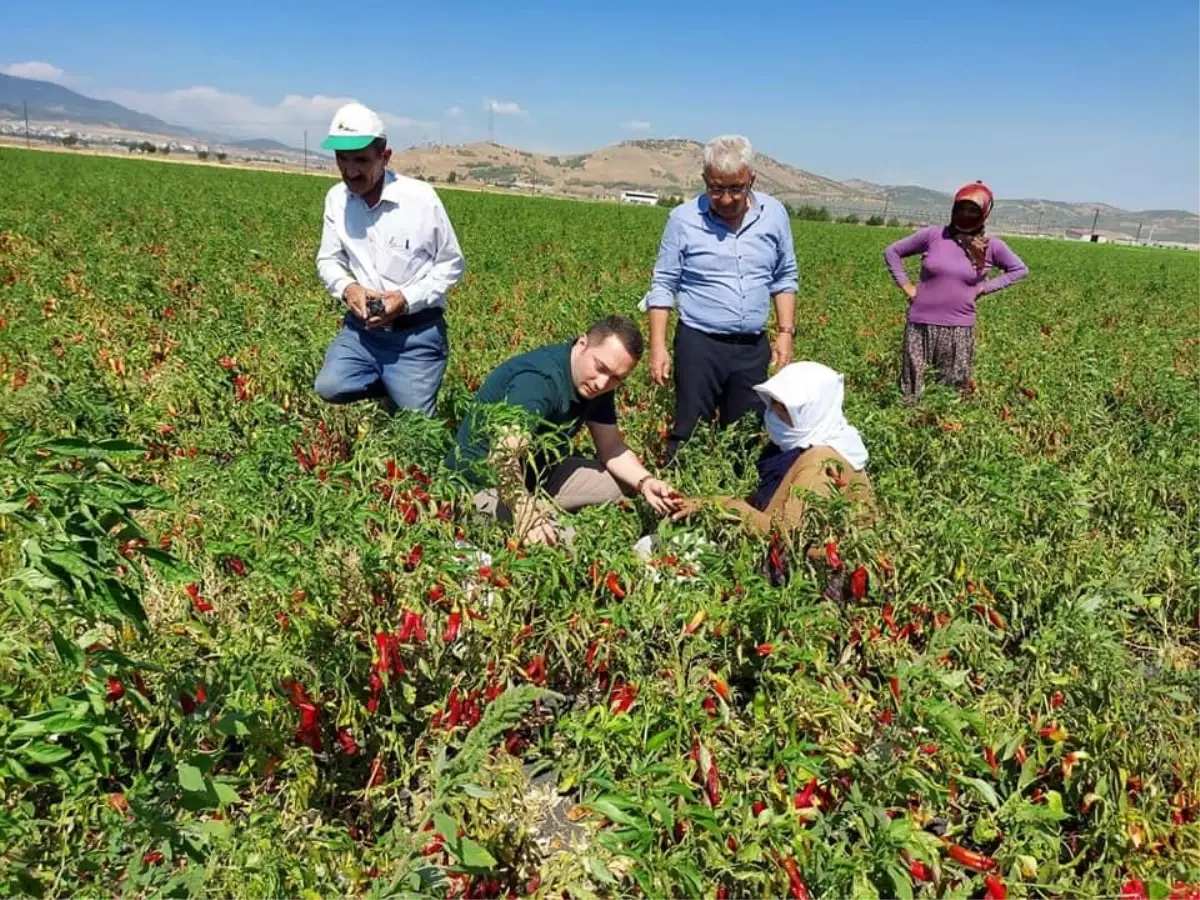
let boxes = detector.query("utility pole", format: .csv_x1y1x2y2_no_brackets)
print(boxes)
1135,221,1143,243
24,100,30,147
1090,208,1100,239
1035,209,1043,234
882,193,890,222
303,130,308,173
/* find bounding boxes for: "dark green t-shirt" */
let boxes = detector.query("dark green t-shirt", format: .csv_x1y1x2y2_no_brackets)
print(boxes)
447,341,617,485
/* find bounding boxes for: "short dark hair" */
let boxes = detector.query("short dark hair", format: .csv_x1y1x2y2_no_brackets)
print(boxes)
586,315,644,361
369,136,388,155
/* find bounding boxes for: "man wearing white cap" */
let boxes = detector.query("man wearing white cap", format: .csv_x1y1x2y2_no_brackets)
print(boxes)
313,101,465,415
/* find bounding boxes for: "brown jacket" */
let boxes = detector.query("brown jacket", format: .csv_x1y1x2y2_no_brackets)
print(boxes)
682,445,875,535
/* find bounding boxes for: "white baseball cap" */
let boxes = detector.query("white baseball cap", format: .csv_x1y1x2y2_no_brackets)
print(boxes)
321,102,387,151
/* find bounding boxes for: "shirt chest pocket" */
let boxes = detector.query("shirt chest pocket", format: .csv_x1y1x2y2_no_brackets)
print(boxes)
376,234,432,284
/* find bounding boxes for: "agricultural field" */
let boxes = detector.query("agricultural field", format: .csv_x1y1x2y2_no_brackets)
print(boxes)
0,147,1197,900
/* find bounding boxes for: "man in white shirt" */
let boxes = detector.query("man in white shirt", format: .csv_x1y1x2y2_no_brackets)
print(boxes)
314,102,466,415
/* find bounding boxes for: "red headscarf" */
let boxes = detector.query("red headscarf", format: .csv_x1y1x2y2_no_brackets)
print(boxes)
951,181,994,274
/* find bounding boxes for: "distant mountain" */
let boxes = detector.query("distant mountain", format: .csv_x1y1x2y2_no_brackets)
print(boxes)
0,72,193,137
232,137,302,153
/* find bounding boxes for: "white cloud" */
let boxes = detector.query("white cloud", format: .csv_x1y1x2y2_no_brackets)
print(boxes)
1,60,66,81
621,120,652,132
97,84,431,143
1,60,90,89
486,99,525,116
445,105,461,118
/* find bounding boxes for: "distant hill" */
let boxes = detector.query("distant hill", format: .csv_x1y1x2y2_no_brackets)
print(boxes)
232,137,303,154
391,138,865,204
0,72,192,137
388,140,1198,242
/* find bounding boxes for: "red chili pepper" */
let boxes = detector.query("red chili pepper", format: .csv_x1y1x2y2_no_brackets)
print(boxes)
824,540,842,570
909,858,933,882
752,800,767,816
428,583,446,605
106,677,125,702
1050,690,1065,709
404,544,423,572
944,841,997,872
180,691,196,715
986,745,999,774
443,611,462,644
850,565,869,599
609,680,638,714
877,708,893,726
132,671,153,701
709,673,732,703
367,671,383,714
692,740,722,807
367,756,385,788
716,885,729,900
983,874,1007,899
485,679,503,703
890,676,901,704
588,562,601,588
186,583,214,613
777,854,811,900
466,607,487,621
430,709,443,731
585,639,601,670
142,850,165,867
225,556,247,577
986,607,1005,630
337,727,359,756
447,688,463,728
1169,883,1200,900
524,655,546,686
702,695,718,717
375,632,392,673
1121,878,1149,900
882,603,897,633
606,571,626,599
794,777,818,810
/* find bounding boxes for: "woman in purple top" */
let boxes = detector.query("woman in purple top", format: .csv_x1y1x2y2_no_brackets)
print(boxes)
884,182,1029,401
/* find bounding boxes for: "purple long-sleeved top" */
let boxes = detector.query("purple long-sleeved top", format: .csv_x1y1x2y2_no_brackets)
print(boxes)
884,226,1029,327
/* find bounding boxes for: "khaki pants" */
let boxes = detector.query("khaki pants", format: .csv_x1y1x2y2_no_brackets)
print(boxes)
472,457,625,537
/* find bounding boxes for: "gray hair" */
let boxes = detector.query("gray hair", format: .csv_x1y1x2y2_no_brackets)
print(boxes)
703,134,755,176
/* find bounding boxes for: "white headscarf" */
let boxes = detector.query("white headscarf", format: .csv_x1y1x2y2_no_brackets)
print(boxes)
753,362,869,471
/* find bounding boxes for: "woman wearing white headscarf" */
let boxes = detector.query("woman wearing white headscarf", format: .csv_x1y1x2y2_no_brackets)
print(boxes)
674,361,875,534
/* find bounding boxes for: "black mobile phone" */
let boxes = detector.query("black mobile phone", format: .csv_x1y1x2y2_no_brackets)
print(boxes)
366,297,385,317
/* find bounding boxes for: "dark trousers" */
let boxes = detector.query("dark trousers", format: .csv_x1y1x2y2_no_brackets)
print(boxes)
666,322,770,463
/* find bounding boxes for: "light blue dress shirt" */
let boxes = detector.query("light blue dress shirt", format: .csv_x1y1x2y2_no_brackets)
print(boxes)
642,191,799,335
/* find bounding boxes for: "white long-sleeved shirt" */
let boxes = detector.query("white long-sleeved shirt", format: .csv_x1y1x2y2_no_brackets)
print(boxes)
316,171,465,314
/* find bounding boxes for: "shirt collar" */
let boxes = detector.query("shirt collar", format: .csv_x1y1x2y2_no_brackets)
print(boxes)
699,191,761,231
359,171,403,211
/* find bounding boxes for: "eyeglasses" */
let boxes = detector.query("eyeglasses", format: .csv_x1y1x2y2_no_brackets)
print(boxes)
705,181,752,199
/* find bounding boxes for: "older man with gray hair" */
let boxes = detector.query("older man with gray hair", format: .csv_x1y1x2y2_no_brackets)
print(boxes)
641,134,798,463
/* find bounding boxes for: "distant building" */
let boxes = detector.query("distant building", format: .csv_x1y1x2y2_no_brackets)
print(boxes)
1065,228,1108,244
620,190,658,206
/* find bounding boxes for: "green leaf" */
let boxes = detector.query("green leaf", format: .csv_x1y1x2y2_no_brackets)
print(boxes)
51,629,84,669
958,775,1001,809
457,837,497,869
585,856,616,885
459,783,494,799
212,781,240,806
178,762,206,793
20,741,73,765
141,548,197,582
887,862,915,900
645,729,673,754
588,798,638,826
433,812,459,845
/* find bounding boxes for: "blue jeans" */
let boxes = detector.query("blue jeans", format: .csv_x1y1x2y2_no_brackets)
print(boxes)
314,313,449,415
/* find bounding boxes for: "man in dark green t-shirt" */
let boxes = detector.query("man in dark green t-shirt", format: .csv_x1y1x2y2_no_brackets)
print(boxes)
448,315,682,546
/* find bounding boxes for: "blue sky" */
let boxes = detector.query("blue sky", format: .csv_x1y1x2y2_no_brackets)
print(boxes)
3,0,1198,210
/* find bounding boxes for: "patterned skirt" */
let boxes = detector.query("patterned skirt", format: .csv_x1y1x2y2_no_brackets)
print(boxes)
900,322,975,400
